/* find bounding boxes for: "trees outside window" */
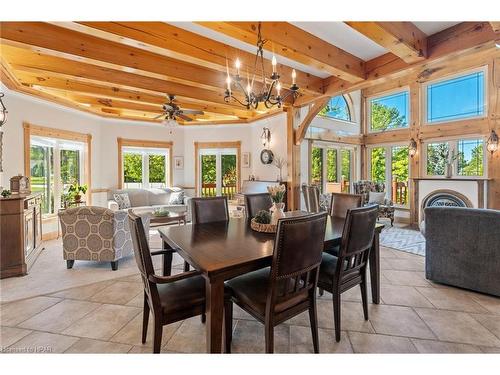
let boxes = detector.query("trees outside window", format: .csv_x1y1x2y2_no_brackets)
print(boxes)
425,139,484,177
122,147,169,188
318,95,351,121
310,145,354,193
369,91,409,132
311,147,323,190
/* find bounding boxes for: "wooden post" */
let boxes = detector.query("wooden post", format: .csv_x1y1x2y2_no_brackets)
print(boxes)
409,82,421,224
487,57,500,209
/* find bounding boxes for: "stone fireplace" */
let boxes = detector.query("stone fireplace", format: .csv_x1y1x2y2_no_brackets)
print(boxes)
412,178,489,224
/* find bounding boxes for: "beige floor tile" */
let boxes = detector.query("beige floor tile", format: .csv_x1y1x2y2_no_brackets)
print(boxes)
89,281,143,305
380,285,434,308
416,287,488,313
469,293,500,315
62,304,141,340
232,304,256,321
470,314,500,340
229,319,290,353
18,300,101,333
368,304,436,339
415,308,500,347
0,326,33,348
480,346,500,353
127,345,177,353
126,292,144,308
164,316,207,353
118,274,143,283
0,296,61,326
6,331,79,353
379,259,394,270
379,247,400,258
289,325,352,353
348,331,417,353
411,338,482,353
386,258,425,272
110,312,181,347
382,270,431,287
64,338,132,353
49,280,114,300
286,300,375,334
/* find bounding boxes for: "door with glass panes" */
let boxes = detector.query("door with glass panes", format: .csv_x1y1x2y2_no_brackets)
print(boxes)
199,148,238,199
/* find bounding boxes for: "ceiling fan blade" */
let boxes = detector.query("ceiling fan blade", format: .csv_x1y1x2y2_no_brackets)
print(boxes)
181,109,204,115
153,114,165,120
163,104,174,111
176,113,193,122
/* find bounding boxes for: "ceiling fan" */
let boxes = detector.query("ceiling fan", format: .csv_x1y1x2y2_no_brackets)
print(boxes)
154,95,204,123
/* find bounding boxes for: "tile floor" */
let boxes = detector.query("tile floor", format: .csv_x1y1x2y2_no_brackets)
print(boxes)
1,239,500,354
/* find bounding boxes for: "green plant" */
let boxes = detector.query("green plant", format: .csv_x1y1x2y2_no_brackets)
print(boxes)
68,183,88,195
1,189,12,198
253,210,271,224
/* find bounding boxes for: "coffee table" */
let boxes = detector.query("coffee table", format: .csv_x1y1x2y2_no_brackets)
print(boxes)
149,211,187,227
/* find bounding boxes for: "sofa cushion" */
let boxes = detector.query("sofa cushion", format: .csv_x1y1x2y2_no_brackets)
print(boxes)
368,191,386,204
148,188,172,206
113,193,131,209
168,190,185,205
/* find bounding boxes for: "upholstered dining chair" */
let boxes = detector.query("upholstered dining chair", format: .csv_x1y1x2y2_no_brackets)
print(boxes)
318,205,378,342
329,192,363,219
224,212,328,353
190,196,230,224
244,193,273,219
301,184,321,213
128,210,209,353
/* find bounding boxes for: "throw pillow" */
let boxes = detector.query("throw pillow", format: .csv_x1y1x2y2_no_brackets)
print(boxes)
168,191,185,205
368,191,386,205
113,193,131,209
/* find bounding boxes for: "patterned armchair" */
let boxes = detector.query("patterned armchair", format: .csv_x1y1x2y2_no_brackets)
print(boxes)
59,206,134,270
353,180,395,226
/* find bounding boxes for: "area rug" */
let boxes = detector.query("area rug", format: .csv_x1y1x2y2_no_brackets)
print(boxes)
380,226,426,256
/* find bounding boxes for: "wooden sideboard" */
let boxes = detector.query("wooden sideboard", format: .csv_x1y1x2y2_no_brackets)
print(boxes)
0,192,43,278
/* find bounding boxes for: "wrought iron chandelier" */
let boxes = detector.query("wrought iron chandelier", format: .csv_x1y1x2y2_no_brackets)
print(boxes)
224,23,299,110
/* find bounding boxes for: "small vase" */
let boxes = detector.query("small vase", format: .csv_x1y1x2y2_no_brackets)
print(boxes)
270,202,285,225
74,194,82,202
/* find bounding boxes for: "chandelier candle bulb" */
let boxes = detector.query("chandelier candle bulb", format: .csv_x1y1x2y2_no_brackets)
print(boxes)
235,58,241,76
292,69,296,85
272,55,277,73
276,82,281,97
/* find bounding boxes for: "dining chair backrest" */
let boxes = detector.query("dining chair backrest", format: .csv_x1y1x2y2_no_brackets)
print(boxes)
244,193,273,219
336,205,378,284
190,196,230,224
268,212,328,311
329,192,363,219
301,184,321,213
127,210,160,305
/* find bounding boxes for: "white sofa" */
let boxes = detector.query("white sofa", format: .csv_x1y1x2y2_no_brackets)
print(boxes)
107,187,191,221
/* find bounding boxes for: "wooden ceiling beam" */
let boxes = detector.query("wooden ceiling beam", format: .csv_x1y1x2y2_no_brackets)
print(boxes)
489,22,500,34
197,22,366,83
345,22,427,63
50,21,324,97
13,70,254,118
1,44,250,110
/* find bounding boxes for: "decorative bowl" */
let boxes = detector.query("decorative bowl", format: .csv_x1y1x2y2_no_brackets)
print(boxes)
250,218,277,233
152,209,171,217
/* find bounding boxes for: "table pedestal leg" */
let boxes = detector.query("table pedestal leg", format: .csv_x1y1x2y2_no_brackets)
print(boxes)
369,231,380,304
206,278,224,353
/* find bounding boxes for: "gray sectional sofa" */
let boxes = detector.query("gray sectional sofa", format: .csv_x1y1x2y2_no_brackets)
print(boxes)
107,187,191,221
424,207,500,297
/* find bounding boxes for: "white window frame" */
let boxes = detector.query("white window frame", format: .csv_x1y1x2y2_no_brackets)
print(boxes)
122,146,170,189
367,143,411,208
310,142,357,193
317,94,356,124
198,148,238,196
422,66,488,126
422,135,488,179
366,87,411,134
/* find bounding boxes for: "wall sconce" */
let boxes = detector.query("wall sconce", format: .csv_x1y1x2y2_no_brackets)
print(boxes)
0,93,7,127
261,127,271,148
409,138,417,157
487,130,499,154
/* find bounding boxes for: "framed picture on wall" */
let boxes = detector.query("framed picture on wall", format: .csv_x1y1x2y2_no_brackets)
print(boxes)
242,152,251,168
174,156,184,170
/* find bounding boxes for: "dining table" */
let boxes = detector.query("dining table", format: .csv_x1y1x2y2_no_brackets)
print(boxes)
158,211,384,353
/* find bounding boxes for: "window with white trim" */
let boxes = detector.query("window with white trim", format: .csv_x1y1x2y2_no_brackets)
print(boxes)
368,90,409,132
122,147,170,189
310,143,355,193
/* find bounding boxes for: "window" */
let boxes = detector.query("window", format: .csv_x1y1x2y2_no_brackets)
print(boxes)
368,145,410,206
122,147,169,189
310,144,355,193
425,69,485,124
319,95,351,121
425,138,484,177
25,123,90,217
369,90,409,132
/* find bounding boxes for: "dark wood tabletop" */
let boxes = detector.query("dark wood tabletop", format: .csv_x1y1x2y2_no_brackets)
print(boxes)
158,211,384,353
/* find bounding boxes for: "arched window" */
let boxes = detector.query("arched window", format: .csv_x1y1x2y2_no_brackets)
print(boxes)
319,95,351,121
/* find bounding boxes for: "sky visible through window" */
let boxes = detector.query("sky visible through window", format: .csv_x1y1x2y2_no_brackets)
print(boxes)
427,71,484,123
370,91,409,131
320,95,350,121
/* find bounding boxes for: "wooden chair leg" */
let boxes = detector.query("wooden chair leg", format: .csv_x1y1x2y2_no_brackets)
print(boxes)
264,323,274,354
142,293,150,344
111,260,119,271
308,294,320,353
66,260,75,269
360,275,369,321
332,291,341,342
184,261,190,272
224,300,233,353
152,316,163,354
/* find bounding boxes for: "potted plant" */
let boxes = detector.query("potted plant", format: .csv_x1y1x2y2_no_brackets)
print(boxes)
267,184,286,225
68,183,88,203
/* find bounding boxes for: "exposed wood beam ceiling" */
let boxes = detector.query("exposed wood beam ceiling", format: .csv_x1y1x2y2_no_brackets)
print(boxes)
0,21,498,125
